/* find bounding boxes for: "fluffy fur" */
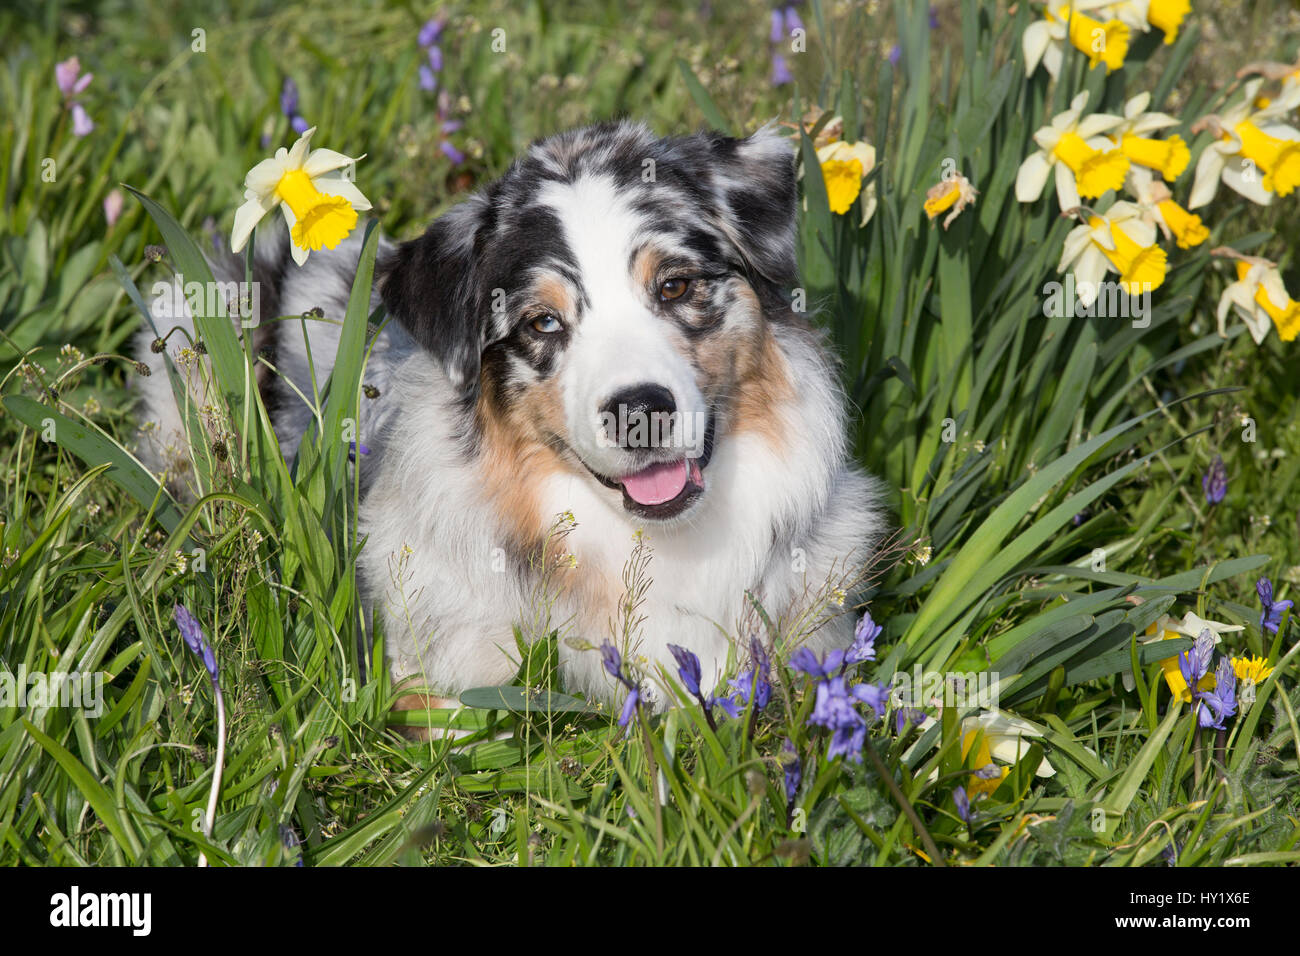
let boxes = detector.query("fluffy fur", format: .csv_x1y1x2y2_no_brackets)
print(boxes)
135,120,884,706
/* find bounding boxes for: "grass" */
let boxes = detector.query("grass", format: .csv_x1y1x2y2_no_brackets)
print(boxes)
2,0,1300,866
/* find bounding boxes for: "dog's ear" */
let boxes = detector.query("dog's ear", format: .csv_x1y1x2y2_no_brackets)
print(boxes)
705,125,799,288
379,196,491,392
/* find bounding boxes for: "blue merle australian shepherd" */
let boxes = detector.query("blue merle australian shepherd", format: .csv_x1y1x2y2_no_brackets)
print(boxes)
137,121,884,711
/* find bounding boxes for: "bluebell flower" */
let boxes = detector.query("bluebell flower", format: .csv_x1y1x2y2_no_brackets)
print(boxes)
1202,455,1227,505
781,737,801,805
769,8,784,44
789,646,846,679
1178,628,1215,690
280,78,299,117
666,643,702,697
618,686,641,727
850,681,890,719
419,65,438,93
953,785,970,822
347,441,369,463
894,706,925,734
418,17,444,48
827,720,866,762
427,45,444,72
1256,577,1293,634
770,54,793,86
439,139,466,165
291,115,310,134
888,45,902,67
174,604,218,682
1196,657,1237,730
846,611,881,665
928,4,939,29
784,4,803,33
600,640,627,685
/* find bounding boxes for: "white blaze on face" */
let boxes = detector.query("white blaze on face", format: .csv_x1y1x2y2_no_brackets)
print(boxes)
538,174,709,485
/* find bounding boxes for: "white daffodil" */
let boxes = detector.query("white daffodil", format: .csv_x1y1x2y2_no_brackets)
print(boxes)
231,127,371,266
1109,91,1190,182
1217,257,1300,345
1017,91,1129,211
1124,166,1208,249
1022,1,1131,79
918,709,1056,797
1057,201,1167,307
1188,78,1300,209
1123,611,1242,692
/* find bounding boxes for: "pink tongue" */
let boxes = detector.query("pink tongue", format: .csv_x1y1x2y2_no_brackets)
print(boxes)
622,459,689,505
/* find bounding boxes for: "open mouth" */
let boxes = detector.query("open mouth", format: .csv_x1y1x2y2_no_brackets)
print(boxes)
581,417,715,520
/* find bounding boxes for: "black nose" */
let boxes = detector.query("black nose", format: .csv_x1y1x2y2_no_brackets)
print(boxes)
601,384,677,448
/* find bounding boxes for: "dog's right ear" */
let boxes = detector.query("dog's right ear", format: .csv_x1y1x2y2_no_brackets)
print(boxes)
379,196,490,393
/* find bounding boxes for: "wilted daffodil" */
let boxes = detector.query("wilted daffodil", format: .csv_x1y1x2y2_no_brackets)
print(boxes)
1125,166,1208,249
1110,92,1190,182
1018,92,1128,211
1189,78,1300,208
1023,2,1130,79
231,127,371,266
1058,201,1167,306
813,139,877,223
923,172,978,229
1215,252,1300,344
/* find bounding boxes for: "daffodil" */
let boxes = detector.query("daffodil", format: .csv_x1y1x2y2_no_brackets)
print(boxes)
1023,1,1131,78
231,127,371,266
919,709,1056,796
1110,92,1189,182
1128,612,1242,700
1146,0,1190,44
1057,201,1167,307
1125,166,1208,249
1017,92,1129,211
813,139,877,223
1232,655,1273,711
1216,255,1300,344
1189,79,1300,209
923,172,978,229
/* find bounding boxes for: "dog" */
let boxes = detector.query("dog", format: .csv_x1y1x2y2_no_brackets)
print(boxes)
136,120,884,709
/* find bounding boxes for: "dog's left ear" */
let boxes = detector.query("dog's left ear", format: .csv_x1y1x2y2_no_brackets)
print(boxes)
706,125,799,288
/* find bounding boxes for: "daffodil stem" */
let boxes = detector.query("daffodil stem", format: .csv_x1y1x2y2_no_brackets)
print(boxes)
863,737,944,866
199,680,226,868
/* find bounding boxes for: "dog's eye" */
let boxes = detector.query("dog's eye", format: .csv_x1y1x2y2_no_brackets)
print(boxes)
658,277,691,301
528,313,564,334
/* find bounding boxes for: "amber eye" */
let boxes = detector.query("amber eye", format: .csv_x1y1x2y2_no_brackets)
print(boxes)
529,313,564,334
659,277,691,301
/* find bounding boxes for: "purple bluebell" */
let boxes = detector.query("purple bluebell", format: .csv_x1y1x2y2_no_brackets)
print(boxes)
827,720,866,762
769,9,784,44
174,604,218,682
846,611,881,665
1178,628,1215,690
427,45,444,72
894,706,925,734
291,115,310,134
1196,657,1237,730
888,45,902,67
789,646,846,679
347,442,369,463
71,103,94,137
727,637,773,711
280,78,300,117
1202,455,1227,505
1257,577,1293,634
850,680,890,719
781,737,801,805
419,65,438,93
618,685,641,727
928,4,940,29
440,140,465,165
418,17,444,48
953,785,970,822
770,53,793,86
784,4,804,34
666,643,702,697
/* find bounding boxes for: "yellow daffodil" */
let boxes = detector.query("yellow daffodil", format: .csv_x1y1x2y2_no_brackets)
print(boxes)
231,127,371,266
1023,1,1131,78
1189,79,1300,208
1017,92,1129,211
1146,0,1190,44
1110,92,1189,182
923,172,979,229
1232,655,1273,711
1057,201,1166,306
1216,256,1300,344
961,730,1009,798
1125,166,1208,249
813,139,877,223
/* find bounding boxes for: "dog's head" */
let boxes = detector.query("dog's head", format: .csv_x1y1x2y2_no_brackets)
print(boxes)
381,121,799,522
